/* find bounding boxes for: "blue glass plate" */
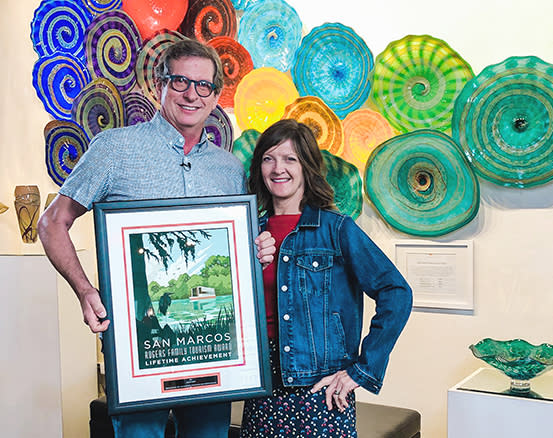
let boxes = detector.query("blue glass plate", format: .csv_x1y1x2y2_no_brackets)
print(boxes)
30,0,93,60
291,22,373,119
237,0,302,71
32,52,91,120
44,120,89,187
453,56,553,188
364,130,480,237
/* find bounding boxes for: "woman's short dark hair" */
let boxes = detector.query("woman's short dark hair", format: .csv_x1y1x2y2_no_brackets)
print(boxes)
154,39,224,93
248,119,335,214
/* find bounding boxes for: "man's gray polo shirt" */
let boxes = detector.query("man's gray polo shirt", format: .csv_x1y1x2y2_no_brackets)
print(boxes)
60,112,246,208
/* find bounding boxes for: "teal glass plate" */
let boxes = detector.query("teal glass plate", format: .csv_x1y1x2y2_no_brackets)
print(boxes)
364,130,479,237
291,22,373,119
322,150,362,219
232,129,261,179
453,56,553,188
370,35,473,133
470,338,553,393
237,0,302,71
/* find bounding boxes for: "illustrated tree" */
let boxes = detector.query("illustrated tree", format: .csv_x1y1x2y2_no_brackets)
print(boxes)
131,229,212,320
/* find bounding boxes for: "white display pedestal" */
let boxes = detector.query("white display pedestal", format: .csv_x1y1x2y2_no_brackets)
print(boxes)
448,367,553,438
0,253,97,438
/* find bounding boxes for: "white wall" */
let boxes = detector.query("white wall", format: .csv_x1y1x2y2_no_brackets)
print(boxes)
0,2,98,435
284,1,553,437
1,1,553,437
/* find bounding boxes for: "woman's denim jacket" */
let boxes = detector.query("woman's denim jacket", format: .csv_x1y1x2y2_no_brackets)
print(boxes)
260,206,412,394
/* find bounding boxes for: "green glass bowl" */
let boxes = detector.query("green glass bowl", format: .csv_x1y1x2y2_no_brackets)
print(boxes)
470,338,553,392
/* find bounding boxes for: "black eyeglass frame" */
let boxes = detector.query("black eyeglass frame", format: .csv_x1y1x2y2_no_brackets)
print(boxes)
162,74,217,97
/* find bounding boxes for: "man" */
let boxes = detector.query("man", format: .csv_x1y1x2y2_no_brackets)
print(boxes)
38,39,275,438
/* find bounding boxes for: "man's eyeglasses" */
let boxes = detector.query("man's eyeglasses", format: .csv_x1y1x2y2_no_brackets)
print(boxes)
162,74,217,98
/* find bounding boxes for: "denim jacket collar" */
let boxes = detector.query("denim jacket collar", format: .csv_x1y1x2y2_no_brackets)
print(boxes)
260,204,321,230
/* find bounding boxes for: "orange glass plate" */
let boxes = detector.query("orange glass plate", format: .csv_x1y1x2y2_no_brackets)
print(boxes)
283,96,343,155
342,109,395,169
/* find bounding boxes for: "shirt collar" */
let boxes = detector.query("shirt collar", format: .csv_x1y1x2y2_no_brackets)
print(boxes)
151,111,210,153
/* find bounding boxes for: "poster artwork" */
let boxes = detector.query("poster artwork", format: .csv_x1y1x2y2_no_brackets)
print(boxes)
128,227,238,370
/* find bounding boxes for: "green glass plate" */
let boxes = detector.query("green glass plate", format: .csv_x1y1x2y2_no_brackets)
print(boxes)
470,338,553,392
321,150,362,219
453,56,553,188
232,129,261,179
364,130,479,236
370,35,474,133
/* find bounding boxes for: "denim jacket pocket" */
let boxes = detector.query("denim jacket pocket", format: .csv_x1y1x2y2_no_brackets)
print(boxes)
296,253,333,296
331,312,351,363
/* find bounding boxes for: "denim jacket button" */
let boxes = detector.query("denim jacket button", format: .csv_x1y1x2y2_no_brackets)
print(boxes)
312,260,319,268
283,345,291,352
283,314,290,321
287,377,294,383
282,255,289,262
281,285,288,292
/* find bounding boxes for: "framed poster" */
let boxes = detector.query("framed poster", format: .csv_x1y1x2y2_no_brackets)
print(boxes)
93,195,271,415
394,240,474,311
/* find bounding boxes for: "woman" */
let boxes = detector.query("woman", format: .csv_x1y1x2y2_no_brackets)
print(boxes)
242,119,412,437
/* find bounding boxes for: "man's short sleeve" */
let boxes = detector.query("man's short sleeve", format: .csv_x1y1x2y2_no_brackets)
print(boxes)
58,131,115,210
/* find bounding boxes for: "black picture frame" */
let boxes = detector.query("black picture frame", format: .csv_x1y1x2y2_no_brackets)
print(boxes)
93,195,271,415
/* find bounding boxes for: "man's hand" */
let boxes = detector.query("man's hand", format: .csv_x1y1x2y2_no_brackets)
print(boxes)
310,370,359,412
254,231,276,269
78,287,110,333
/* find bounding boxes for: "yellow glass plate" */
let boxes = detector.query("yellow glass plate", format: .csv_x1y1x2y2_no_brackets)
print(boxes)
235,67,299,132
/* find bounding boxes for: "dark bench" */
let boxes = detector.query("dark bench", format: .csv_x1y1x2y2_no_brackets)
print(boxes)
90,396,420,438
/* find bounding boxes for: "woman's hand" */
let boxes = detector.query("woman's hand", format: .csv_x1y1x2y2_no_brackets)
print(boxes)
310,370,359,411
254,231,276,269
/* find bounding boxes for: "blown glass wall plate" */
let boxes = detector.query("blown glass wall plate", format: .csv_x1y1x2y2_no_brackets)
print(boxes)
31,0,93,60
237,0,302,71
32,53,91,120
234,67,299,132
84,10,142,93
71,78,124,140
470,338,553,393
44,120,89,186
179,0,237,44
231,0,251,10
135,30,187,107
371,34,474,133
364,130,480,237
291,22,373,119
321,150,362,219
341,108,395,170
232,129,261,178
123,92,156,125
208,36,254,109
283,96,344,155
452,56,553,188
205,105,234,151
84,0,123,15
122,0,188,41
